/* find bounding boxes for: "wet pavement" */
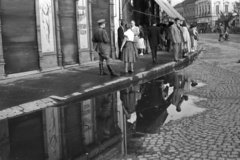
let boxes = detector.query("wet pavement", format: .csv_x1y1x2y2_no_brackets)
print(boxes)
0,70,203,160
116,33,240,160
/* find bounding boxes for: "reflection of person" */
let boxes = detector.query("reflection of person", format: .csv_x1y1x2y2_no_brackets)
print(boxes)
170,18,182,62
117,20,125,59
120,85,141,136
120,24,137,73
99,93,114,139
92,19,119,77
166,73,188,112
148,19,161,63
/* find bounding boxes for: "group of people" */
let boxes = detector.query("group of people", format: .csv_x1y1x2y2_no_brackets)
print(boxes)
218,23,230,41
92,18,199,77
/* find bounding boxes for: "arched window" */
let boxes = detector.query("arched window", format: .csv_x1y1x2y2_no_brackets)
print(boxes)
208,4,211,13
225,4,228,13
216,5,219,14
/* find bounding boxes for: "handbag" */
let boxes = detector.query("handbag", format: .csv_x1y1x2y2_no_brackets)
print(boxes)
194,35,199,41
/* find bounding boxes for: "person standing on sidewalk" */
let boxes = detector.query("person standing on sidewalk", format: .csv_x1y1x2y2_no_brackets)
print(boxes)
117,20,125,59
131,20,141,56
170,18,182,62
120,24,137,73
148,19,161,63
92,19,119,77
181,21,191,56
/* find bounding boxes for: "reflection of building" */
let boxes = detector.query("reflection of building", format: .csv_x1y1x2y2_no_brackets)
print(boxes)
0,92,123,160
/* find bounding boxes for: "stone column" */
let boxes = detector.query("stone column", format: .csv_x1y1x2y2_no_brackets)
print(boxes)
54,0,63,67
88,0,96,61
110,0,116,59
0,12,5,78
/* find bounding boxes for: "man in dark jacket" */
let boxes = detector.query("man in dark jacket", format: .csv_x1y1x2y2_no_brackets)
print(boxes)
92,19,118,77
117,20,125,59
148,19,161,63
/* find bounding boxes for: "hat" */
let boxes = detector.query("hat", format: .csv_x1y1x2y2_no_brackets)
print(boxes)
174,18,180,21
97,19,106,24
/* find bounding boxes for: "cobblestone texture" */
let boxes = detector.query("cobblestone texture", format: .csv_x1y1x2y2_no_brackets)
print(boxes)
117,34,240,159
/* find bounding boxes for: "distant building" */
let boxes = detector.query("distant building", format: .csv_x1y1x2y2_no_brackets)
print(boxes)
183,0,197,24
174,2,184,17
174,0,239,32
196,0,239,32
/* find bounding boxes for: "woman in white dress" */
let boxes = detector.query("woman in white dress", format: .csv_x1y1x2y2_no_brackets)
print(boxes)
181,21,191,56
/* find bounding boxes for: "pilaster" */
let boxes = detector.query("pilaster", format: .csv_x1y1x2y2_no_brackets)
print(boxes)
110,0,116,59
0,4,6,78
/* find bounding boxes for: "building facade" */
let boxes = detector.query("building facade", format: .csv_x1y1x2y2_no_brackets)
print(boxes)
0,0,119,79
174,0,239,32
182,0,197,24
174,2,185,17
196,0,239,32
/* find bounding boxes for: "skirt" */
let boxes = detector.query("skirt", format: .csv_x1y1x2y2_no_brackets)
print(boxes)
137,38,145,49
121,41,137,63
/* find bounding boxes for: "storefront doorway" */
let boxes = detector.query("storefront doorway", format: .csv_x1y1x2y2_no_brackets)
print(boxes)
1,0,40,74
59,0,79,66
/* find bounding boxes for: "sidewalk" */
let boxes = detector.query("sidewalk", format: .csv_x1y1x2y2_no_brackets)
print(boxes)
0,50,201,120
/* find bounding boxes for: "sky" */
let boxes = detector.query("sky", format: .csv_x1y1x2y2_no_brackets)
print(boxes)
171,0,184,6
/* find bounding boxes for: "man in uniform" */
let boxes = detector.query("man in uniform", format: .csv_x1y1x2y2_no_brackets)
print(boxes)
92,19,119,77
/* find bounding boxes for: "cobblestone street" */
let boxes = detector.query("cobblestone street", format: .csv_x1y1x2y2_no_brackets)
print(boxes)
117,34,240,160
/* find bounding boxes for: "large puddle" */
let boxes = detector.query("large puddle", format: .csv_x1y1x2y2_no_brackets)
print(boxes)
0,72,207,160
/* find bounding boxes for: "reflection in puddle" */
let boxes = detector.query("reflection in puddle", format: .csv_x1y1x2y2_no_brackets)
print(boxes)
0,72,206,159
165,95,206,124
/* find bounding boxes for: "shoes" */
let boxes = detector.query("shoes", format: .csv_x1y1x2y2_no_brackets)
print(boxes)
176,106,181,112
139,53,143,56
107,64,119,77
191,82,198,87
128,70,134,73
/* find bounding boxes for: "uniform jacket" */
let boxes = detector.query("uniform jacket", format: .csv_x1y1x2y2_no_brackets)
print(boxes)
92,28,110,54
170,23,182,44
148,26,161,47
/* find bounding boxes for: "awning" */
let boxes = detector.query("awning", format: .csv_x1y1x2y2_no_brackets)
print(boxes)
155,0,185,21
155,0,177,19
162,0,185,20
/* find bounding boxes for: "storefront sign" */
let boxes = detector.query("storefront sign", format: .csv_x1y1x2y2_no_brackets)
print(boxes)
39,0,55,52
78,0,89,49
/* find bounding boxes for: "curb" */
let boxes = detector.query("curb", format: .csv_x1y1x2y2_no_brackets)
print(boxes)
0,50,202,120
